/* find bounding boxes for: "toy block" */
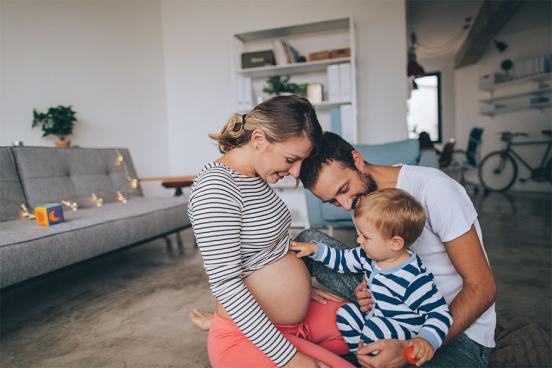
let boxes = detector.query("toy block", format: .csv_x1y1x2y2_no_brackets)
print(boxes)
35,203,64,226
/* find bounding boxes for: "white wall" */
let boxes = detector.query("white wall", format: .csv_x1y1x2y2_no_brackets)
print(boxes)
0,0,170,196
161,0,408,175
454,1,551,191
1,0,408,190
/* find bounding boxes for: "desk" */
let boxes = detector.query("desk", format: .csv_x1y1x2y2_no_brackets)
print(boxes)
140,176,196,197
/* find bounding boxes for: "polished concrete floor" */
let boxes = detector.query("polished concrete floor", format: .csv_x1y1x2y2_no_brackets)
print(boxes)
1,191,551,368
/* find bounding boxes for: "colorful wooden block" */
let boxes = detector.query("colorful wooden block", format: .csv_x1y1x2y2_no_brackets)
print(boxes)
35,203,64,226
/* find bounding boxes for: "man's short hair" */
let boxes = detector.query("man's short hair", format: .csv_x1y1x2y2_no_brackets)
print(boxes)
300,132,357,189
354,188,426,247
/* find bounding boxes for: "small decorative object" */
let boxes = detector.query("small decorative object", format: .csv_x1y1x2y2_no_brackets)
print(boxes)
20,204,36,220
329,48,351,59
115,153,124,166
90,193,104,207
307,84,323,104
308,50,331,61
12,141,24,146
241,50,276,69
61,200,78,211
32,105,77,148
263,75,307,96
501,59,513,77
34,203,64,226
116,191,128,204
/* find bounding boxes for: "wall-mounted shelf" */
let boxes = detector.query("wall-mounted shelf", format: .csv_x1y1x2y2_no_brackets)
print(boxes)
480,102,551,116
479,71,551,116
238,57,351,78
479,72,551,92
478,88,552,103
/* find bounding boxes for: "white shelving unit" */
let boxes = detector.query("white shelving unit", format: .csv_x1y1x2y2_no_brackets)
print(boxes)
232,17,357,227
479,72,551,116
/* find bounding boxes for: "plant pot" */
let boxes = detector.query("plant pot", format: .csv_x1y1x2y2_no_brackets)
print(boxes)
55,138,71,148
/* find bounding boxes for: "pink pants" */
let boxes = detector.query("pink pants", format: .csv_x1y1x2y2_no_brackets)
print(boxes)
208,300,354,368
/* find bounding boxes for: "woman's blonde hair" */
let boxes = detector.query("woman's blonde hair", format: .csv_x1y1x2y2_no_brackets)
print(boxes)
209,95,322,154
354,188,426,247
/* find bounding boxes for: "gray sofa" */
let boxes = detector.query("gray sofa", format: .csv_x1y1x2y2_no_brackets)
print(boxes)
0,146,190,289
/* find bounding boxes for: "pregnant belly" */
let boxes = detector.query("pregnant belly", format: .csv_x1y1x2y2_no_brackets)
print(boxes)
216,250,312,325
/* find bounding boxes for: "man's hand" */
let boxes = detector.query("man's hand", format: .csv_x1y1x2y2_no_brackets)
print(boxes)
310,287,345,304
291,241,317,257
354,278,374,313
357,339,408,368
407,337,435,367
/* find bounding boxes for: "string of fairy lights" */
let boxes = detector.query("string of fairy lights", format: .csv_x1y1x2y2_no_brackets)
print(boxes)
18,151,138,220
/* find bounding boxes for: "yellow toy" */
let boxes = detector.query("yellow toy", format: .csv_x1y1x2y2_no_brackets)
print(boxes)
34,204,64,226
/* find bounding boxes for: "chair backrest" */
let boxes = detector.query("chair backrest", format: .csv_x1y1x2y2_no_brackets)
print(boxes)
466,127,484,167
439,138,456,169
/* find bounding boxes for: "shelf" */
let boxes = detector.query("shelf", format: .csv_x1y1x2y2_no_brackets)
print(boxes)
480,102,551,116
313,100,352,109
479,88,552,103
238,57,351,78
479,72,552,91
235,18,349,42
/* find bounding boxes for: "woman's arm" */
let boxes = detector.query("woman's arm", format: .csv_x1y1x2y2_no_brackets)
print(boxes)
189,170,296,367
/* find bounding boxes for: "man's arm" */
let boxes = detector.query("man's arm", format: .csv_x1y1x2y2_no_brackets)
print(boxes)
443,224,496,342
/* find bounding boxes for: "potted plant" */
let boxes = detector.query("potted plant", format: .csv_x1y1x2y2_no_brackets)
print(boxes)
263,75,307,97
32,105,77,148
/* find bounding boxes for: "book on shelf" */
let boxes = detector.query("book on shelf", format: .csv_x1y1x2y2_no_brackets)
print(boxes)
281,40,293,64
327,63,352,102
272,40,288,66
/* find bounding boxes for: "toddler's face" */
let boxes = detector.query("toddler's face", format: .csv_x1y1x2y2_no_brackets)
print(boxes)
356,221,397,261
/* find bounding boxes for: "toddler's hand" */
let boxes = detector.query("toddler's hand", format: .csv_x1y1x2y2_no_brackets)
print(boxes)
407,337,435,367
290,241,317,257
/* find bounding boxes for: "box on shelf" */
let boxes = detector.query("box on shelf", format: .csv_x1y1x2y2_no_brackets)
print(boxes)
479,73,508,89
308,50,331,61
241,50,276,69
329,48,351,59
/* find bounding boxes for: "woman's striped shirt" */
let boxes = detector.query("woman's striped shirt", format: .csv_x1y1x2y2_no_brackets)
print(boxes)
188,162,296,366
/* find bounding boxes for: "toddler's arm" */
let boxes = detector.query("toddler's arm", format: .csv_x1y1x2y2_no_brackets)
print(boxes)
292,241,369,274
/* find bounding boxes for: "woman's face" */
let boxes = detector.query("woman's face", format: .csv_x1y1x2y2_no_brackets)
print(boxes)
255,134,313,184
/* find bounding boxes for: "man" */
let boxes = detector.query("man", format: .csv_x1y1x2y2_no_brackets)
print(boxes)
297,132,496,368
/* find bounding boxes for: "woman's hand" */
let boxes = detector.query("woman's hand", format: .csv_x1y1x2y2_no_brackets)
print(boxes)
284,351,323,368
290,241,317,257
354,278,374,313
310,287,345,304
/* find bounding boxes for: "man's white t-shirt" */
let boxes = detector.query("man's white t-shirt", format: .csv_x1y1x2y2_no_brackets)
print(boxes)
396,165,496,348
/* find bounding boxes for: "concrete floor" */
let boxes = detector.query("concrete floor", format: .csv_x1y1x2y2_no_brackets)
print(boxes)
0,191,550,368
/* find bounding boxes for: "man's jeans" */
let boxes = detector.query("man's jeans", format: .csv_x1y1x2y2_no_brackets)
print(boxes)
294,228,493,368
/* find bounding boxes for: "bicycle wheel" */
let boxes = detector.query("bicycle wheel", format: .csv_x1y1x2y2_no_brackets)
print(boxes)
478,151,518,192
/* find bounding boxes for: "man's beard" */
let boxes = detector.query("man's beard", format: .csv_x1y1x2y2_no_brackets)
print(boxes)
351,171,378,209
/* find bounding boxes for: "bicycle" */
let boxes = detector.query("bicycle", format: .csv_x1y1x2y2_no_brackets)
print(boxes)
478,130,552,192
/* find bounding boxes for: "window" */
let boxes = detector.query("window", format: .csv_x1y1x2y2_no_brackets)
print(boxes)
407,72,442,143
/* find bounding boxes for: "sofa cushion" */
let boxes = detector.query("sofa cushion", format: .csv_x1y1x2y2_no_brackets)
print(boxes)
0,147,27,222
0,197,189,288
12,147,143,209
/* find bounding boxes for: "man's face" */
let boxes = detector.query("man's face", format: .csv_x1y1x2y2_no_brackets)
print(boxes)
310,160,377,211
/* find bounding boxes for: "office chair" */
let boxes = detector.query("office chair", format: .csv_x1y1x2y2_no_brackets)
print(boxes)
438,138,456,169
448,128,484,194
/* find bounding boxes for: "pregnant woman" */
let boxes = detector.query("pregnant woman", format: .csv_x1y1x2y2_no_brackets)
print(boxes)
188,95,353,368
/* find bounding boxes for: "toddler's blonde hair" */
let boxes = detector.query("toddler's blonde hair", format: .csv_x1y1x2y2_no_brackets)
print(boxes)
354,188,426,247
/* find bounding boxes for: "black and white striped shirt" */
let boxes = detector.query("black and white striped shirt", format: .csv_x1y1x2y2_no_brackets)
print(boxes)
188,162,296,366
